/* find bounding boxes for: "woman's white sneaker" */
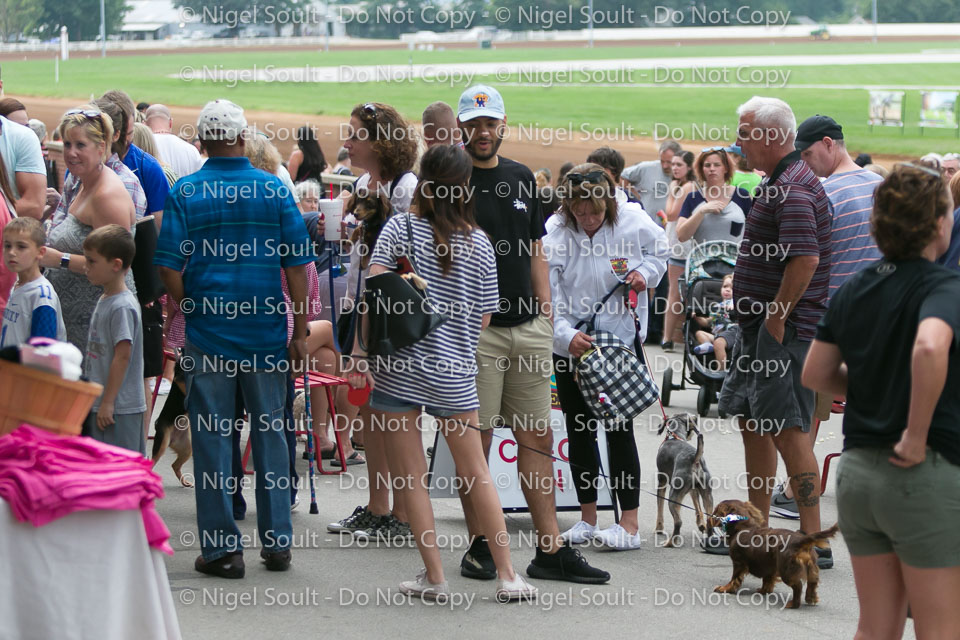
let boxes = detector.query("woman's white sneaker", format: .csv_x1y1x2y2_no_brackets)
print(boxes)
399,568,449,603
595,524,642,551
495,573,538,603
561,520,599,544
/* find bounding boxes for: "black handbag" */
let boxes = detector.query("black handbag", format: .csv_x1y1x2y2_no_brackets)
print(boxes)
131,216,166,305
357,213,447,357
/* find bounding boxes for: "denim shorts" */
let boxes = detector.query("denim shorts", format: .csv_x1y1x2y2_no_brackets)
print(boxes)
368,389,460,418
837,446,960,568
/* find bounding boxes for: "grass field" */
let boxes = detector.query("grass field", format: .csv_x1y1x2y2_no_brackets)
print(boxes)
5,39,960,156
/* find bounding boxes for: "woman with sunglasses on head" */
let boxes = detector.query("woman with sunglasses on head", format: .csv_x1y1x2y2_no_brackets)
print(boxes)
325,102,420,542
662,149,696,351
347,144,537,602
41,106,140,354
803,163,960,639
543,163,668,550
676,147,752,248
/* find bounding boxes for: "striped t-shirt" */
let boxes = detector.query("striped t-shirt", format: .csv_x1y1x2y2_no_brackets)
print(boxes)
732,152,832,341
369,213,499,411
822,169,883,298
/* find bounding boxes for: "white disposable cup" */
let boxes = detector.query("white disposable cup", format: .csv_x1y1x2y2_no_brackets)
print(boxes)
320,199,344,242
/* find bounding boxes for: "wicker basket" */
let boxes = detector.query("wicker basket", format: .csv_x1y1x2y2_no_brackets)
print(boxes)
0,359,103,437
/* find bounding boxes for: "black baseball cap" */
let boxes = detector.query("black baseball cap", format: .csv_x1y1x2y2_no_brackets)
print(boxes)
795,115,843,152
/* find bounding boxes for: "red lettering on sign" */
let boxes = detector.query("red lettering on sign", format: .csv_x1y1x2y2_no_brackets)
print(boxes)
499,439,517,463
558,438,569,462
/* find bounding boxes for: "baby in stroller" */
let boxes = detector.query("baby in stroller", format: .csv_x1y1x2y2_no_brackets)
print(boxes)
692,274,739,369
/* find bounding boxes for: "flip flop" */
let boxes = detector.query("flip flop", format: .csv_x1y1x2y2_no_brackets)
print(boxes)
331,451,366,467
351,438,365,452
301,445,336,461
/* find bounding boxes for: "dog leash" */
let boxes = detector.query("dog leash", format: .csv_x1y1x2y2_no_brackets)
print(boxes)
409,410,705,517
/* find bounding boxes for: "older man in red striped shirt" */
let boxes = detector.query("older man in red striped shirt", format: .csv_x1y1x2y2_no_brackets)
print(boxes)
716,96,833,566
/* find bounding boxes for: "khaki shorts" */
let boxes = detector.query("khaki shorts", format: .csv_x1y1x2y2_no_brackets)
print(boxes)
814,392,834,422
837,447,960,568
475,315,553,433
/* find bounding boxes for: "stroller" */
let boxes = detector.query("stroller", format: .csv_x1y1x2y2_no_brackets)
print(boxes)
660,241,738,417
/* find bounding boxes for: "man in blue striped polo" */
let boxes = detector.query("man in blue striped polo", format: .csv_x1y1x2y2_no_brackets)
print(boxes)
156,99,314,579
769,115,883,522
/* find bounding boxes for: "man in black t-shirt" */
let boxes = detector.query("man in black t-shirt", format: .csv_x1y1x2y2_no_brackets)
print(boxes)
455,85,609,585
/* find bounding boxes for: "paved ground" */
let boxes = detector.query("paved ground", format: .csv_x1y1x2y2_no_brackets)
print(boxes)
150,345,914,640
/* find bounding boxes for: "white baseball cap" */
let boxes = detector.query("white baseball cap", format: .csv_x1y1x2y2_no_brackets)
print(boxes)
196,99,246,141
457,85,505,122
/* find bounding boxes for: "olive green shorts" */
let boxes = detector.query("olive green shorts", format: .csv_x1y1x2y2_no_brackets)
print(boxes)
837,446,960,568
475,315,553,433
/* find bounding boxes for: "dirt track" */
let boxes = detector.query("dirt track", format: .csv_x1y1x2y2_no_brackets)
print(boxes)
13,94,907,176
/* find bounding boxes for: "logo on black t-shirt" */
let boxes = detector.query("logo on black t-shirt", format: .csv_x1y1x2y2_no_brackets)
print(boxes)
513,199,527,212
876,263,896,275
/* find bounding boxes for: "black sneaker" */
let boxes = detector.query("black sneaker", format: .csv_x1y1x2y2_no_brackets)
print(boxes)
195,552,245,579
460,536,496,580
355,515,414,543
815,546,833,570
327,505,379,534
661,341,675,353
526,544,610,584
701,528,729,555
261,549,292,572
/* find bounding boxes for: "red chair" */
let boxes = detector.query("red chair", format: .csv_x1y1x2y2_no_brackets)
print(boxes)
813,397,845,494
242,371,348,476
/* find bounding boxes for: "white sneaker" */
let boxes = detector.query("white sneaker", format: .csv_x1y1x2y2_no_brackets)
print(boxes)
495,573,538,603
157,378,172,396
561,520,599,544
399,568,449,603
595,524,642,551
290,497,300,512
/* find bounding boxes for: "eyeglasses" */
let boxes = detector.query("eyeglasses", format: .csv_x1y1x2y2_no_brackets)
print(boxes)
565,170,607,185
65,108,101,120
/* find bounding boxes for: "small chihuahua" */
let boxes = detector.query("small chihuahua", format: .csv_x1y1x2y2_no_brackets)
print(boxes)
655,413,714,546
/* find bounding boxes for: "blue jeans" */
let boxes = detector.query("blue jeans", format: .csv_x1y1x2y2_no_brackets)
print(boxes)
184,340,292,561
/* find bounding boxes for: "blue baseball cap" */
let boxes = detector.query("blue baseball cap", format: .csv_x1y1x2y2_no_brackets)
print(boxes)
457,85,505,122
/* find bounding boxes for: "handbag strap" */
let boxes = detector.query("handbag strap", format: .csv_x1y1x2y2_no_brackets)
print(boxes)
575,280,628,333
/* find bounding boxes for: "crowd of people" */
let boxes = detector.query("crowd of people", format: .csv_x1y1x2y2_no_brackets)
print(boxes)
1,80,958,629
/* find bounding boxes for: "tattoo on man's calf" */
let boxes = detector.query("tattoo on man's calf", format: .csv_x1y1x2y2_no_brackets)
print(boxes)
792,472,819,508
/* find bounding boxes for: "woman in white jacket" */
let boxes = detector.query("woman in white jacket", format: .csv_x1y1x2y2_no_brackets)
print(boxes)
543,163,668,550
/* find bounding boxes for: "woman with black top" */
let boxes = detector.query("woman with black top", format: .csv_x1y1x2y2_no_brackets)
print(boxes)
803,163,960,639
287,125,328,185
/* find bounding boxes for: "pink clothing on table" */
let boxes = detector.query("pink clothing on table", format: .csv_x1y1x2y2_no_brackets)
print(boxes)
0,424,173,555
280,265,322,345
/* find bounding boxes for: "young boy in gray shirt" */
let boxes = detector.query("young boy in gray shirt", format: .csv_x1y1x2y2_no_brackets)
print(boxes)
82,224,146,454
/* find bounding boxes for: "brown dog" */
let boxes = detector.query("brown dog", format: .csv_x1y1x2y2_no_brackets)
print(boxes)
709,500,838,608
150,361,192,487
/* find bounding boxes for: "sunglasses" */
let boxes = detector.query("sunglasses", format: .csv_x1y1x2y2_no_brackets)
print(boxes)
901,162,943,178
701,146,728,154
65,108,102,120
565,170,607,185
359,103,377,120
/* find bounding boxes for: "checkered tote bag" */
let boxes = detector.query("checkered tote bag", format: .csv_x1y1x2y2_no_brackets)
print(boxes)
575,283,659,423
